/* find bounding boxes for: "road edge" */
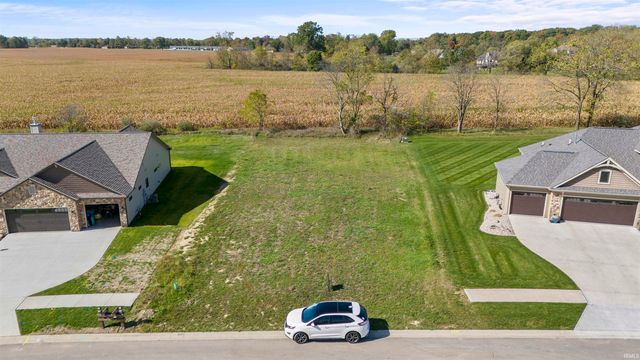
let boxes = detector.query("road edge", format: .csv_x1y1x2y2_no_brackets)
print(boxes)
1,330,639,345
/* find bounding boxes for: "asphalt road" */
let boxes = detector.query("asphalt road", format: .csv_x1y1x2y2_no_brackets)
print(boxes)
3,338,639,360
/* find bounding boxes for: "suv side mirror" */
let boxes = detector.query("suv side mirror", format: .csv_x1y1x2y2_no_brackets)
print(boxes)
307,322,315,327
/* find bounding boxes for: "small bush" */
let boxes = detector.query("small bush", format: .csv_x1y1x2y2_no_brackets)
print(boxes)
138,120,167,135
57,104,89,132
121,118,135,128
177,121,198,132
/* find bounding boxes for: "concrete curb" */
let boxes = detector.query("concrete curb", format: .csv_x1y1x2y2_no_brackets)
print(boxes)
2,330,639,345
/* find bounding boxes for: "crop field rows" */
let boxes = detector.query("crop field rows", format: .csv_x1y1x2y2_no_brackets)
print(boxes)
1,48,639,130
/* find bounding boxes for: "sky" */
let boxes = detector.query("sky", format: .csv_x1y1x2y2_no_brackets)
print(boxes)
1,0,640,39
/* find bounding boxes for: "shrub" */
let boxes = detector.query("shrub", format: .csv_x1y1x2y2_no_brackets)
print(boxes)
56,104,89,132
177,121,198,132
138,120,167,135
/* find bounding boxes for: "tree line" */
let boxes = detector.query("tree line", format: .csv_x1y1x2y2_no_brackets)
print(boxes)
3,23,639,76
235,27,639,135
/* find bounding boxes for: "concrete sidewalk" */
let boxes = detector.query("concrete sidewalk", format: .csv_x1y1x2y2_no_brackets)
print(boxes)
2,330,640,346
464,288,586,303
17,293,139,310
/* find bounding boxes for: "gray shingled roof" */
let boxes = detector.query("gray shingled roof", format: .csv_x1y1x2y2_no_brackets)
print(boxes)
56,141,133,195
496,128,640,192
0,131,158,196
0,148,17,178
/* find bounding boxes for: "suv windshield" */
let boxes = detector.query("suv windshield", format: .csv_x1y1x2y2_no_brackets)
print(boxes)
302,304,319,323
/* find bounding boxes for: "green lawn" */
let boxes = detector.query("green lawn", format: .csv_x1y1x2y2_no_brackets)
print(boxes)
134,130,584,332
18,132,250,334
17,307,131,334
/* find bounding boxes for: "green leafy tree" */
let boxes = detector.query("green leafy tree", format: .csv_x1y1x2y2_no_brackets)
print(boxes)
241,90,268,130
306,50,323,71
295,21,325,52
379,30,398,55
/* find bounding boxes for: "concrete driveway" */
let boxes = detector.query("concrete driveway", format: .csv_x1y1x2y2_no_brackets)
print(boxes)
0,227,119,336
510,215,640,332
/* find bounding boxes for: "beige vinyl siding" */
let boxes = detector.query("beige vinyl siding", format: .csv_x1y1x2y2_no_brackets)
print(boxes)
563,167,640,190
495,173,510,214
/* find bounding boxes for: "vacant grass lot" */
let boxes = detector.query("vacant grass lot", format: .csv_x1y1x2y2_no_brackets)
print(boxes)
135,130,584,332
17,133,249,334
1,48,638,130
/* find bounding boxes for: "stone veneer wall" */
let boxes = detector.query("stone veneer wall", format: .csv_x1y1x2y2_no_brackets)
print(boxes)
78,197,128,228
547,192,563,218
0,180,81,234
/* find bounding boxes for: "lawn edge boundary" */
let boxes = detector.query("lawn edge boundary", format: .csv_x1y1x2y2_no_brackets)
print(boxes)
3,330,639,345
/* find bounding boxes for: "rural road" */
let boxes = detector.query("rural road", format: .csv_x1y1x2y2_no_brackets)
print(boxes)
3,337,640,360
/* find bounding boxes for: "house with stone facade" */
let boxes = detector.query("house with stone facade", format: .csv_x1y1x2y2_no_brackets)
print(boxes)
495,128,640,229
0,125,170,235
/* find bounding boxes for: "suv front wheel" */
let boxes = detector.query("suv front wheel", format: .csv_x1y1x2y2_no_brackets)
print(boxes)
293,332,309,344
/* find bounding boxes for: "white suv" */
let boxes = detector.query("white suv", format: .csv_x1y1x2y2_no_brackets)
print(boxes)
284,301,370,344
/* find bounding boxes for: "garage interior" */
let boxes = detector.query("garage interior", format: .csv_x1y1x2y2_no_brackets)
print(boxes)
85,204,121,229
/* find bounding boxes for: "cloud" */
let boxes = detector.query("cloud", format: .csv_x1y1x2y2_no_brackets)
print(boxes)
0,2,264,37
262,14,374,28
381,0,640,30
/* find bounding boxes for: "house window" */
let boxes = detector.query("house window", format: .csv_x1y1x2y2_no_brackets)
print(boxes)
598,170,612,184
128,195,133,201
145,177,149,188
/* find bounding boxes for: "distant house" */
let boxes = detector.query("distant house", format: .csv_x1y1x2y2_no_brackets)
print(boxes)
168,45,221,51
476,51,499,69
0,124,171,235
550,45,578,56
429,48,445,59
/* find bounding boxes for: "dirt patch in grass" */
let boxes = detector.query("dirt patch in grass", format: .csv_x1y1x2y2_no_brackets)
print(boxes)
85,230,179,292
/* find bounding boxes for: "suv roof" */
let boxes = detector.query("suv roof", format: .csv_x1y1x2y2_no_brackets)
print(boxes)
302,301,359,322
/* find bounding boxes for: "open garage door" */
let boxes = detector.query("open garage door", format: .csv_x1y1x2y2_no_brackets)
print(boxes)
5,208,70,233
510,191,546,216
562,197,637,226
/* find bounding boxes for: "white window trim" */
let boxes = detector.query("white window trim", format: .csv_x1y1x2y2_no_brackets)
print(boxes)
598,170,612,185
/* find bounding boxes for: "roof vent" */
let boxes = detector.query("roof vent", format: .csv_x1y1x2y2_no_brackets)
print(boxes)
568,138,573,145
29,116,42,134
541,142,545,146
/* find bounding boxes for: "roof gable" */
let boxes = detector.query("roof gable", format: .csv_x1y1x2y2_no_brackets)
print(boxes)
56,141,133,195
0,132,155,194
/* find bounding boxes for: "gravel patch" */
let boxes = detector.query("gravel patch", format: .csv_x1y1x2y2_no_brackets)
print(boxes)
480,190,514,236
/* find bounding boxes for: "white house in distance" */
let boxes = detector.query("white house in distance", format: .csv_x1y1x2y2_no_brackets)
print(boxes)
0,124,170,235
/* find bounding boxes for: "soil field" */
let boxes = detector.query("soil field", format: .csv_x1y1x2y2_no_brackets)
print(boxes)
1,48,639,130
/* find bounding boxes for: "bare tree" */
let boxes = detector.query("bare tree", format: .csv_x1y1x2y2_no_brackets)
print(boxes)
325,45,374,135
581,29,629,127
549,62,590,130
487,75,507,131
373,74,399,130
448,63,477,133
550,28,630,129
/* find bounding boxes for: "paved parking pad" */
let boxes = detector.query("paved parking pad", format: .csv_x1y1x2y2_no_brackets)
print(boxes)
510,215,640,332
0,228,119,336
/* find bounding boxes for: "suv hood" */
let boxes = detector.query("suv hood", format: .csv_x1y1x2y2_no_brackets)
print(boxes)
286,308,305,326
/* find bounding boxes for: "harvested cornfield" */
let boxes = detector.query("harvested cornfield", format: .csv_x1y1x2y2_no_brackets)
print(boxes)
1,48,639,130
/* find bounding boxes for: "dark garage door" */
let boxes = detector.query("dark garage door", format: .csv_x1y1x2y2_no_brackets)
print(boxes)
510,192,546,216
562,197,637,226
5,208,71,233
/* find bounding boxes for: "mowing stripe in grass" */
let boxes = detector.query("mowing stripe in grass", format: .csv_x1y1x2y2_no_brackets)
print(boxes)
422,142,480,165
446,147,522,185
431,143,506,176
